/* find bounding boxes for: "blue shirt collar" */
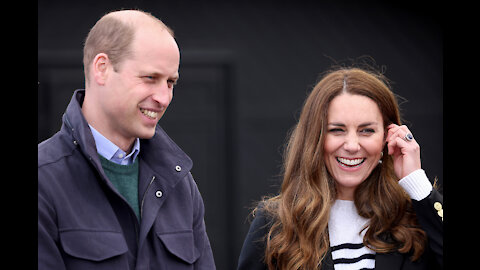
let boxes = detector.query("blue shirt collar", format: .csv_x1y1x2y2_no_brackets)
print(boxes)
88,125,140,165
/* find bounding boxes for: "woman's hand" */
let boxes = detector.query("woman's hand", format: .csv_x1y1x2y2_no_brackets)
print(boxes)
385,124,422,179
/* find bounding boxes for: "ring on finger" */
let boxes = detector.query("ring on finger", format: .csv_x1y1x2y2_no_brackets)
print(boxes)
404,133,414,142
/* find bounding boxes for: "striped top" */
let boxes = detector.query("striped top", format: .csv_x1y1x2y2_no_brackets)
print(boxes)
328,200,375,270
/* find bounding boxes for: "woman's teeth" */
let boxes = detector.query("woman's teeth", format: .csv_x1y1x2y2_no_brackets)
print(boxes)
141,109,158,119
337,157,365,167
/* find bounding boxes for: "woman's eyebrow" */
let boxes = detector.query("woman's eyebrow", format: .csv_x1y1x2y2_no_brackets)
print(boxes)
327,122,378,127
327,122,346,127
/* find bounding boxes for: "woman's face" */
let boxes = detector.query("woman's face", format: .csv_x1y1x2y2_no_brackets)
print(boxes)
323,93,385,200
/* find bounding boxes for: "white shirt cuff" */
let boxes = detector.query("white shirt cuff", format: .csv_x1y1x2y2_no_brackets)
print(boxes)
398,169,433,201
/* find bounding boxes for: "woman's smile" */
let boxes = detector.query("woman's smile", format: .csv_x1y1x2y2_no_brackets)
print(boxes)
336,157,366,168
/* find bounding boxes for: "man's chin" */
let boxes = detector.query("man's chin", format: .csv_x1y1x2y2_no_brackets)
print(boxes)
137,127,157,140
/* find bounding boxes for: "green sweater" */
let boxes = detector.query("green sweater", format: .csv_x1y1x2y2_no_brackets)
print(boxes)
99,155,140,221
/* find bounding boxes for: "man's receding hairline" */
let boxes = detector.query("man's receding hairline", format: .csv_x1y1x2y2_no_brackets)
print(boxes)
101,10,173,36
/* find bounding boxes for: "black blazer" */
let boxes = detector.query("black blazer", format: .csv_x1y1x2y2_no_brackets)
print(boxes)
237,190,443,270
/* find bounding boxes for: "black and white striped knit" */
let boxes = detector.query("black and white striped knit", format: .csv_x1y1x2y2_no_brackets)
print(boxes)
327,169,433,270
328,199,375,270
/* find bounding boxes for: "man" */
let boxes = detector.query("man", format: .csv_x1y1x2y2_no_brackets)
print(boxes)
38,9,216,269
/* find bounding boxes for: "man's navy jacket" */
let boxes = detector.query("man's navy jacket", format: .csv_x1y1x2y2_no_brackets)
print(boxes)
38,90,216,269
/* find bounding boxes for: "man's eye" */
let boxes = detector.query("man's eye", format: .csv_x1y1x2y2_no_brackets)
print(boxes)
167,79,177,87
143,76,156,81
142,76,159,84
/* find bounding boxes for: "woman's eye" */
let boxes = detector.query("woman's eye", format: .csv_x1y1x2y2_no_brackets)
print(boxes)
328,128,344,133
360,128,375,134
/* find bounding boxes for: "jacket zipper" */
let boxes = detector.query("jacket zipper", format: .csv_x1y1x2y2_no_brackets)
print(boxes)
140,175,156,219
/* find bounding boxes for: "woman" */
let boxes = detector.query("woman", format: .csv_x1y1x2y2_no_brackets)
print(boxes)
237,68,443,270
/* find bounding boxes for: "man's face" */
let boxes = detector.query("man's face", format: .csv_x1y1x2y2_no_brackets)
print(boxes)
99,26,180,145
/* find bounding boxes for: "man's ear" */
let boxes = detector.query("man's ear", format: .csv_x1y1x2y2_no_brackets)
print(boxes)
92,53,110,85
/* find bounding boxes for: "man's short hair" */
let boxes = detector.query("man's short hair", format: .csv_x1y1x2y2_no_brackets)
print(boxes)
82,10,174,84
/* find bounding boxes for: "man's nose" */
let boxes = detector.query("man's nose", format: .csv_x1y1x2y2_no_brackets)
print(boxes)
151,81,173,108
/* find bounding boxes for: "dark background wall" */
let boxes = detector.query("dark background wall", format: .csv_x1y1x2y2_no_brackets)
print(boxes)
38,1,443,269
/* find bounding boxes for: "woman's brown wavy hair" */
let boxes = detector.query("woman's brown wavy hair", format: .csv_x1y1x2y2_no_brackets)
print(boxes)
260,67,427,270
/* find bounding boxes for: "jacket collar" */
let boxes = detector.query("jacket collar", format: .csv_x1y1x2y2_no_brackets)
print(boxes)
139,124,193,188
62,89,193,187
62,89,98,163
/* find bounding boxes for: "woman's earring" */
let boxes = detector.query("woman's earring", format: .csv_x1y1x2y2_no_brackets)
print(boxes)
378,152,383,164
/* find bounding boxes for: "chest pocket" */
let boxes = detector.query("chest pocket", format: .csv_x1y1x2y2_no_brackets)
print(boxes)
60,230,129,267
157,230,200,264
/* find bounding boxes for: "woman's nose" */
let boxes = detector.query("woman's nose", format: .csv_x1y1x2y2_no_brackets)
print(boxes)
343,133,360,152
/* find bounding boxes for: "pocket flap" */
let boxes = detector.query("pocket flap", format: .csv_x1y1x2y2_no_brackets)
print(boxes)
157,231,200,264
60,230,128,261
